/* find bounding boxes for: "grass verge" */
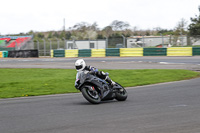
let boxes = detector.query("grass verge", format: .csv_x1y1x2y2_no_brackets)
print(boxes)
0,68,199,98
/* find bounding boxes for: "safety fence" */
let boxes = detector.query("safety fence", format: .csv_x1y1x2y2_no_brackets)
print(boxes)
51,47,200,57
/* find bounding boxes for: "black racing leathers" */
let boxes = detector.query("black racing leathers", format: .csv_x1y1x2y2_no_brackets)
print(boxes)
84,66,115,86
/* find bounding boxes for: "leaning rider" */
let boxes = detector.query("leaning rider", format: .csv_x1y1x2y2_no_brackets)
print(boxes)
75,59,116,86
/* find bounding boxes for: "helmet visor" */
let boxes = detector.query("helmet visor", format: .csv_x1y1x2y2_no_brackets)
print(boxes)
76,65,82,70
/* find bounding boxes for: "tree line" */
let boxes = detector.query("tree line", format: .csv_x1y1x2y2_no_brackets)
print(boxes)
9,7,200,41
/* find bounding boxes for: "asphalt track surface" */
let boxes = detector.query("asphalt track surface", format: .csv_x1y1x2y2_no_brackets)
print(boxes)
1,78,200,133
0,57,200,133
0,56,200,70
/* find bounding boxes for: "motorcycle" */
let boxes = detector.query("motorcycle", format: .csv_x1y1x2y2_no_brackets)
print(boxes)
75,71,128,104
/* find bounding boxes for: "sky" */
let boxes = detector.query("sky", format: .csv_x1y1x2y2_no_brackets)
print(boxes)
0,0,200,35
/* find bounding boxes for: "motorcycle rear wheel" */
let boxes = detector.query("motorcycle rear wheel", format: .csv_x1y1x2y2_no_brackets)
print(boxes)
81,85,101,104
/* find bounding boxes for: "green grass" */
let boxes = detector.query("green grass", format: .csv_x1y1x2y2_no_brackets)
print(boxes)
0,68,199,98
107,69,200,87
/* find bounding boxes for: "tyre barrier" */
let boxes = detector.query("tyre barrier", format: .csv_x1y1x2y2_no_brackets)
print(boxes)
144,48,167,56
120,48,143,57
8,50,39,58
0,51,8,58
193,47,200,56
51,47,200,58
167,47,192,56
106,48,120,56
65,49,78,57
91,49,105,57
78,49,91,57
53,50,65,57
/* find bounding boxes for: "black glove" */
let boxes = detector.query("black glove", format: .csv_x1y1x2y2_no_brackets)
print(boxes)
88,71,96,75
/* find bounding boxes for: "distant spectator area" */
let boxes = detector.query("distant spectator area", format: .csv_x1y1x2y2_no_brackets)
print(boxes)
0,36,32,48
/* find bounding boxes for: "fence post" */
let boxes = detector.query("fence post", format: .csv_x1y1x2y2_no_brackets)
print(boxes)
121,35,126,48
66,40,68,49
106,37,108,48
181,33,183,46
89,38,90,49
36,40,39,50
63,38,66,49
56,38,60,49
142,36,145,47
160,33,164,47
42,39,46,56
48,39,52,51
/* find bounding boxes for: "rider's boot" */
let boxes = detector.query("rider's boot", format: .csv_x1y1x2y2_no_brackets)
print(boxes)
105,76,123,92
105,76,116,87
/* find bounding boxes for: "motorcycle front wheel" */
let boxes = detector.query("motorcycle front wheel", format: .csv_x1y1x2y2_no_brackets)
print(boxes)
115,83,128,101
81,85,101,104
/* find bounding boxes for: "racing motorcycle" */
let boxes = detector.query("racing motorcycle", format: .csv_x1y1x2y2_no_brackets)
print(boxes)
75,71,128,104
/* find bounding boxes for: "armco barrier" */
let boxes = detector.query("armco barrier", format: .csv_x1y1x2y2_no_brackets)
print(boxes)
192,47,200,56
144,48,167,56
78,49,91,57
106,48,120,56
65,49,78,57
167,47,192,56
120,48,143,57
8,50,38,58
91,49,105,57
53,50,65,57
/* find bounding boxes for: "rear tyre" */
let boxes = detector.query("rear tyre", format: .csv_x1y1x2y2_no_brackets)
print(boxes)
81,85,101,104
115,83,128,101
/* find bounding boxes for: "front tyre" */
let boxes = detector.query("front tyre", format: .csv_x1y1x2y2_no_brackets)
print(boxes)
115,83,128,101
81,85,101,104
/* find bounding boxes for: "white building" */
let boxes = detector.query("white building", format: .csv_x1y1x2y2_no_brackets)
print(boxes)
127,36,187,48
66,40,106,49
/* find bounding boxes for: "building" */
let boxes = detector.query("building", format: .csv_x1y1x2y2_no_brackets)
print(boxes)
127,36,187,48
66,40,106,49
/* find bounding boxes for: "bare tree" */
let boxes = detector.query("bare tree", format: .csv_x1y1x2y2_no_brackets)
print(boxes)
102,26,113,38
174,18,188,35
110,20,130,31
71,22,98,40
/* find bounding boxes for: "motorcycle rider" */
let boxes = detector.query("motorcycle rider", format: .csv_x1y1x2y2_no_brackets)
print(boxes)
75,59,116,86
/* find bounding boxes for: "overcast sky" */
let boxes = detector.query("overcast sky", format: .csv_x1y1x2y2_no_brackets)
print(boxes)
0,0,200,35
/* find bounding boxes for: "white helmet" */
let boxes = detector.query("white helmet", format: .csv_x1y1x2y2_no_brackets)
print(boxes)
75,59,86,71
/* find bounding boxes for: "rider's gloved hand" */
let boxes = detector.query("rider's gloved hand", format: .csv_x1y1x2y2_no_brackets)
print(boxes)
88,71,96,75
89,66,98,72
